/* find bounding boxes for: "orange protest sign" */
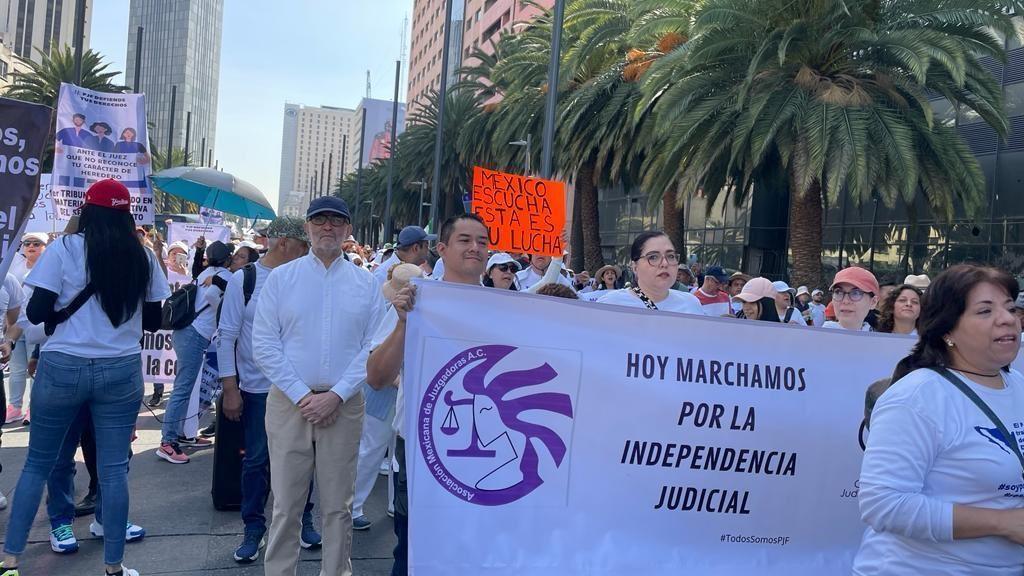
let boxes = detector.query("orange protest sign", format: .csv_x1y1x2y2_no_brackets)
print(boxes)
472,167,565,257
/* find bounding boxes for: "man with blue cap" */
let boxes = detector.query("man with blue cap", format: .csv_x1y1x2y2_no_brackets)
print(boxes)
373,226,436,284
253,196,386,576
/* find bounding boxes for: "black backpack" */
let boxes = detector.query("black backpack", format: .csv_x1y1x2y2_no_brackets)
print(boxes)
215,264,257,325
161,282,208,330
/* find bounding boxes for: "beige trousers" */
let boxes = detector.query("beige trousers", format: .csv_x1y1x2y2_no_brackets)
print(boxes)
264,386,364,576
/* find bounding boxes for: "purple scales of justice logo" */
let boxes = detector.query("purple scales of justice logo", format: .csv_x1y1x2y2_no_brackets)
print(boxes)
418,344,575,506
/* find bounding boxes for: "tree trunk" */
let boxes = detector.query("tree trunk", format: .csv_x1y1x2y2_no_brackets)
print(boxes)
570,180,585,272
662,187,685,258
578,160,605,272
788,176,824,290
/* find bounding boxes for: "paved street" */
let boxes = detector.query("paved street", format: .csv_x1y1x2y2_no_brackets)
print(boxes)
0,385,397,575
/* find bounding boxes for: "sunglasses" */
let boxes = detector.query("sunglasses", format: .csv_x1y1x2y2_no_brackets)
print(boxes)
22,241,44,247
493,263,517,273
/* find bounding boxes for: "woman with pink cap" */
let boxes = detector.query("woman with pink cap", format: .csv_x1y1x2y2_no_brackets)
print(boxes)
823,267,880,332
732,278,782,322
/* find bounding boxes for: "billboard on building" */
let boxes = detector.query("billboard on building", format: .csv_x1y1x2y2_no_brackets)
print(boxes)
361,99,406,165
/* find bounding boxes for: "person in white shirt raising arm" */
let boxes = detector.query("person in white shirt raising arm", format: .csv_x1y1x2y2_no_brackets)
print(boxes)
252,196,386,576
854,264,1024,576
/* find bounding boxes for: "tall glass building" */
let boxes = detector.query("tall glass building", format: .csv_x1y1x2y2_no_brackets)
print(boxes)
125,0,223,164
599,19,1024,284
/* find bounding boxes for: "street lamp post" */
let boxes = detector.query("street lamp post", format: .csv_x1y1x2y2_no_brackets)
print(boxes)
411,181,428,227
509,134,532,174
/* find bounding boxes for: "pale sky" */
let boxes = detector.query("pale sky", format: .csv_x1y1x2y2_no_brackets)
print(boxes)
90,0,414,209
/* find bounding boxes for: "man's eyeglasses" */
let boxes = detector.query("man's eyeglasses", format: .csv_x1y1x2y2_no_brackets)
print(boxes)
493,263,516,273
831,288,873,302
637,252,680,267
308,214,349,226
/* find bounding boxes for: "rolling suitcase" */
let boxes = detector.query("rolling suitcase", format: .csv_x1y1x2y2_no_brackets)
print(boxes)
211,394,245,510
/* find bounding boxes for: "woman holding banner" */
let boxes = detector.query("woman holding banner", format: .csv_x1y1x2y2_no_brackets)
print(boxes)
2,179,169,576
597,231,704,314
854,264,1024,575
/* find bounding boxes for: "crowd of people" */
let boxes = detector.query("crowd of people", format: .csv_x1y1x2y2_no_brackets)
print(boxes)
0,178,1023,575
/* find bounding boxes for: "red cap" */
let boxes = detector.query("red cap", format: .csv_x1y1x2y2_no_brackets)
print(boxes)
830,266,880,295
84,179,131,212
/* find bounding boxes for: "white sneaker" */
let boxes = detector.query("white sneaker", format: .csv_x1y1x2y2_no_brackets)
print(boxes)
0,493,8,510
49,523,79,554
90,520,147,542
103,566,139,576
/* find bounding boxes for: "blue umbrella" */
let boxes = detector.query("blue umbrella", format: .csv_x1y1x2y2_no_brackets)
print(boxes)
149,166,276,220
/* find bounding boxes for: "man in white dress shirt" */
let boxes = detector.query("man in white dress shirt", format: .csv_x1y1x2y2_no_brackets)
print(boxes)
253,196,386,576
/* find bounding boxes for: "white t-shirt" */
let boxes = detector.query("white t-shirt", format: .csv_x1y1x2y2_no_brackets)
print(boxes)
823,320,872,332
0,272,25,316
7,253,30,284
26,234,170,358
190,266,233,340
597,288,705,315
807,302,826,327
854,368,1024,575
516,266,574,292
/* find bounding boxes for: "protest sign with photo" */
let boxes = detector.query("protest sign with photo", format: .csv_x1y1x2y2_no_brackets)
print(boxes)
25,174,58,234
403,281,920,576
51,82,154,226
472,167,566,257
0,97,54,279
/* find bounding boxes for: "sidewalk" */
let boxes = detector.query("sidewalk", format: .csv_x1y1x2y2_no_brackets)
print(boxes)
0,392,397,575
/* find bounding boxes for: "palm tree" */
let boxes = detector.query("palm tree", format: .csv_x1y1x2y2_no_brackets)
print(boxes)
149,146,200,214
641,0,1015,288
4,46,128,172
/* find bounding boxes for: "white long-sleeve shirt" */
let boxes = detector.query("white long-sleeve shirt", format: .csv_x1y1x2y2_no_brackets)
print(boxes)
853,368,1024,575
190,266,232,339
216,261,271,394
253,252,386,404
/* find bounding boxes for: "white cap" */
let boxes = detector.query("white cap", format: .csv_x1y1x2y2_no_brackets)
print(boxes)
21,232,49,244
796,285,810,297
167,241,189,254
237,240,260,250
772,280,794,294
486,252,521,271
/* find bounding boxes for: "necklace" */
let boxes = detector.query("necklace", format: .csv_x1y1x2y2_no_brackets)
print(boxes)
951,367,1001,378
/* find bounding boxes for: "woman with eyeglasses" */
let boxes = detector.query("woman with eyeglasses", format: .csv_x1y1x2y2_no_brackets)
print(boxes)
822,267,880,331
5,233,48,426
483,253,520,290
597,231,704,314
876,284,923,336
854,264,1024,575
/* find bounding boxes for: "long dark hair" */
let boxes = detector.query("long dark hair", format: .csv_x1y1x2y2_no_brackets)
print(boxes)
876,284,923,334
755,297,782,322
75,204,151,327
892,265,1017,382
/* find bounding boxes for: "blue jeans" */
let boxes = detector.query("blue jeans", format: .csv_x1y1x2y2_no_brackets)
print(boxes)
240,390,314,533
161,325,210,444
3,352,142,565
47,405,132,527
7,335,29,409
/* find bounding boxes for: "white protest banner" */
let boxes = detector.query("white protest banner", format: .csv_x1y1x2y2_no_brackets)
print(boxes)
51,83,154,226
167,221,231,251
141,330,176,384
25,174,58,234
403,281,919,576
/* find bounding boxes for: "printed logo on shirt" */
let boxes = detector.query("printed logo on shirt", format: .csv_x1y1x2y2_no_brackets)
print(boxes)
975,425,1019,458
418,343,579,506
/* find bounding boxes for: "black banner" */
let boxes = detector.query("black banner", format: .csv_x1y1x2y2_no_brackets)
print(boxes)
0,96,53,278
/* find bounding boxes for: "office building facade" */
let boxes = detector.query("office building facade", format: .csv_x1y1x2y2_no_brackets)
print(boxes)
125,0,223,165
278,103,356,218
0,0,91,63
